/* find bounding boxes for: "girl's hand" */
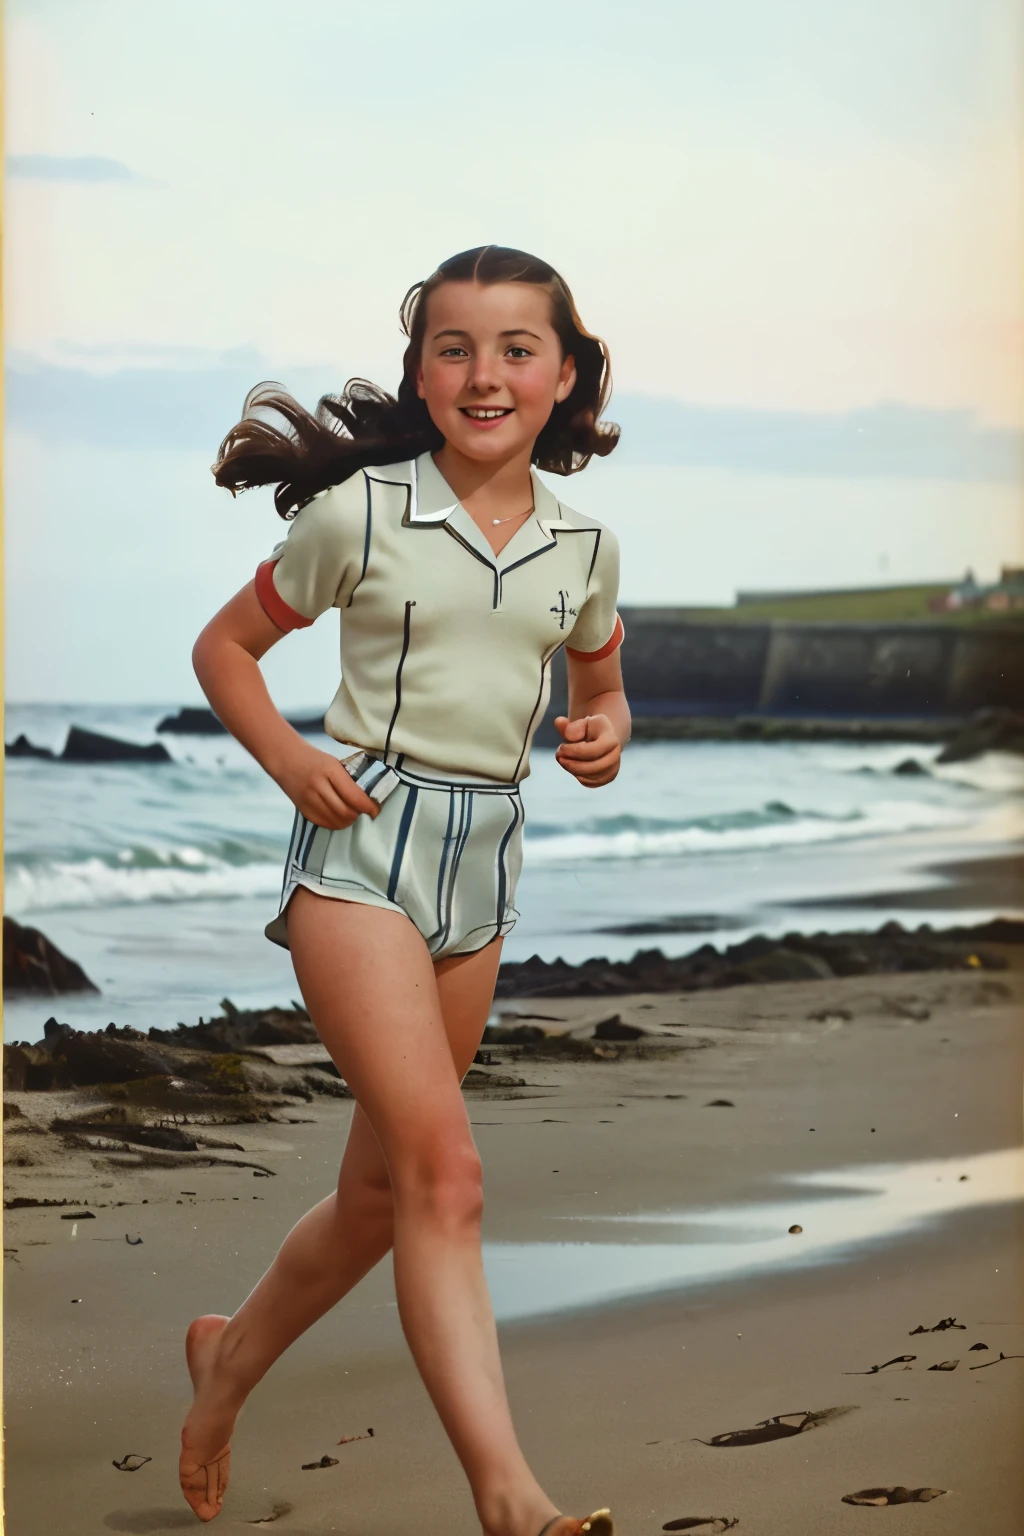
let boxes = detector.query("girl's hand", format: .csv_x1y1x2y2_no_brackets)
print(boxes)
274,743,381,829
553,713,622,788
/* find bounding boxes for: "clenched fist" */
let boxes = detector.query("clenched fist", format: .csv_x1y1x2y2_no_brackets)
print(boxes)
553,713,622,788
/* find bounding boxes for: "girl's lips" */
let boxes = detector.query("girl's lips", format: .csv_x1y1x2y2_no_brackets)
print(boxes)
459,407,514,431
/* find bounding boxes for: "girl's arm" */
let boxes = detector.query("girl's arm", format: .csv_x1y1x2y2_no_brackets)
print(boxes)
553,647,630,788
192,581,379,828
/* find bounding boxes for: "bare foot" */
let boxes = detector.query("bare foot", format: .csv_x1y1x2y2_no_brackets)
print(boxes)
179,1315,240,1522
539,1515,615,1536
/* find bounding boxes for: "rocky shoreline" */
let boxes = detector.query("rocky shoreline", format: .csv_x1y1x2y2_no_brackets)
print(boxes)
5,919,1020,1140
7,706,1024,763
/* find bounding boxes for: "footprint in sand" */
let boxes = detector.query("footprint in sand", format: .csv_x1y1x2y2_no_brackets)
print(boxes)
248,1502,294,1524
662,1519,738,1532
843,1486,946,1506
693,1405,858,1447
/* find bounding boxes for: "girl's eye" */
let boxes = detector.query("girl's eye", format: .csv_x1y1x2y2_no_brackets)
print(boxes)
507,346,531,359
439,346,468,358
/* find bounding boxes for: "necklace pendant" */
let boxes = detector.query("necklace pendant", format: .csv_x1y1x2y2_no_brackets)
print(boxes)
492,518,501,526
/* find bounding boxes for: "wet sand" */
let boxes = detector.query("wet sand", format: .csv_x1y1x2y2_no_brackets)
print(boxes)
792,849,1024,915
4,963,1023,1533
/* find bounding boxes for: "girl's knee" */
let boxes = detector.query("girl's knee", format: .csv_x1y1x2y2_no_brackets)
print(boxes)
392,1136,484,1225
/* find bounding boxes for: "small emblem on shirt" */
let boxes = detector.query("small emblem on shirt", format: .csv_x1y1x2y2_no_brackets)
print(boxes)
550,591,578,629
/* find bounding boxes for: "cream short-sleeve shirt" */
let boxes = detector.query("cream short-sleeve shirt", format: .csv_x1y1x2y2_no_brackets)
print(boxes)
254,450,623,782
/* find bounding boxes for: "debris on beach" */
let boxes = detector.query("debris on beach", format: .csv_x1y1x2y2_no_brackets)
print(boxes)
928,1358,960,1371
694,1405,858,1447
909,1316,966,1333
969,1351,1024,1370
843,1354,915,1374
969,1341,988,1350
842,1486,946,1506
592,1015,647,1041
788,1224,803,1234
300,1454,339,1470
336,1428,374,1444
125,1234,143,1245
112,1453,152,1472
704,1099,734,1107
494,918,1021,999
892,999,931,1020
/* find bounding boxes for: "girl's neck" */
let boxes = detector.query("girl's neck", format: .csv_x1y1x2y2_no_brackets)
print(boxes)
431,444,535,518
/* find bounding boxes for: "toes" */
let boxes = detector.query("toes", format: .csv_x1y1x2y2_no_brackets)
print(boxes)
179,1446,229,1522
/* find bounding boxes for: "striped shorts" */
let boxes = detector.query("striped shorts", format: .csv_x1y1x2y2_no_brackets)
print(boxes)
264,750,525,960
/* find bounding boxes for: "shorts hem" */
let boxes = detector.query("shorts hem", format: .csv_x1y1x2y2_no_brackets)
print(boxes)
264,873,406,950
443,911,520,958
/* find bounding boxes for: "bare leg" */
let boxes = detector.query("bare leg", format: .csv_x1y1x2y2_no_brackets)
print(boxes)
182,896,566,1532
286,894,565,1536
180,936,500,1473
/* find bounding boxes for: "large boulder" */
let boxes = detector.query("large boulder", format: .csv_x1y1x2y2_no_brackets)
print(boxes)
3,916,100,995
155,707,227,734
4,733,56,759
61,726,171,763
936,708,1024,764
156,706,325,736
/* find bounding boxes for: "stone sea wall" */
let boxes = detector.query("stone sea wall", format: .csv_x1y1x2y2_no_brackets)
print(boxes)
541,613,1024,737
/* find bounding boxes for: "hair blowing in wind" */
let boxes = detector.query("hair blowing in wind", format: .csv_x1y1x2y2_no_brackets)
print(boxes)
211,245,620,519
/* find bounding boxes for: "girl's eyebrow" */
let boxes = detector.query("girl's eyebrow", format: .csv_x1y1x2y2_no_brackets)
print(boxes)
431,328,544,341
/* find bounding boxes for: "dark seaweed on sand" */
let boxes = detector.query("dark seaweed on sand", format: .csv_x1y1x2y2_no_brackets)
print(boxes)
694,1405,858,1447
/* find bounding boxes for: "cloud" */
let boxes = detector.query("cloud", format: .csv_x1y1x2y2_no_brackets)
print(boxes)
4,354,1022,482
609,396,1024,482
6,153,156,184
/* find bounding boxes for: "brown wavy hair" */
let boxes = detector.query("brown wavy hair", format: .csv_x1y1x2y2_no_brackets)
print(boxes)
211,245,619,518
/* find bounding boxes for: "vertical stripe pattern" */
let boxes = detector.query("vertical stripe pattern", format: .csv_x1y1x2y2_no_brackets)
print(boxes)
267,756,524,961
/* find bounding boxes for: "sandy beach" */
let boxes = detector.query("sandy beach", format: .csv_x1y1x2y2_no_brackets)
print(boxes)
4,941,1023,1535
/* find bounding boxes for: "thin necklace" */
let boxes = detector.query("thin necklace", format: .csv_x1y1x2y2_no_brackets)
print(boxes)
490,503,535,527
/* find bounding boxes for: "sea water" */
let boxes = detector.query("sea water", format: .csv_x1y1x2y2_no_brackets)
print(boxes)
4,702,1023,1042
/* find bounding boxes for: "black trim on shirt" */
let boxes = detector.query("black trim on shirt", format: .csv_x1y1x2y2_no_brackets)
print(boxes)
345,471,374,608
513,639,566,780
384,599,416,754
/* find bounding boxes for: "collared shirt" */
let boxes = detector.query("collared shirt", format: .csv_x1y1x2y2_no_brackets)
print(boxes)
254,450,623,782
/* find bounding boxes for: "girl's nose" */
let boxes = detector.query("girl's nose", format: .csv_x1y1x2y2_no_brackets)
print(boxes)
466,354,500,392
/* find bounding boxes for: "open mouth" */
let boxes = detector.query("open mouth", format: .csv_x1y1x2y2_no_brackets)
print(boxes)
460,407,514,421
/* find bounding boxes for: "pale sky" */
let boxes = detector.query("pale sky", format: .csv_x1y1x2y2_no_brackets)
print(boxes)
4,0,1023,703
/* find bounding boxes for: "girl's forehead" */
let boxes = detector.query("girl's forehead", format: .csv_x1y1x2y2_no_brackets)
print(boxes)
424,280,555,335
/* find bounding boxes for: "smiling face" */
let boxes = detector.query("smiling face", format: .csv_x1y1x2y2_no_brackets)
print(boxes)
415,280,577,465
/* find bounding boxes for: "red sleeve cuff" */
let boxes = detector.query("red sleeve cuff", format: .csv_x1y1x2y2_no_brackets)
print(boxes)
565,611,624,662
254,558,314,631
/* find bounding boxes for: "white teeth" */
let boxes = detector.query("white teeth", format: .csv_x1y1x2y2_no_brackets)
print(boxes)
465,408,510,419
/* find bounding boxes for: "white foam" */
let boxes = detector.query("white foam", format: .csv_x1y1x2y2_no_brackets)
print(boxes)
3,856,283,915
522,799,967,865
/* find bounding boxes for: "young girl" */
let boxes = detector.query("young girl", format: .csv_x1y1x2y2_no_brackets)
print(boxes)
182,245,630,1536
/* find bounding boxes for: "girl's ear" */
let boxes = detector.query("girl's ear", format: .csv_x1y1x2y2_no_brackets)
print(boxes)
415,358,426,399
554,353,577,404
